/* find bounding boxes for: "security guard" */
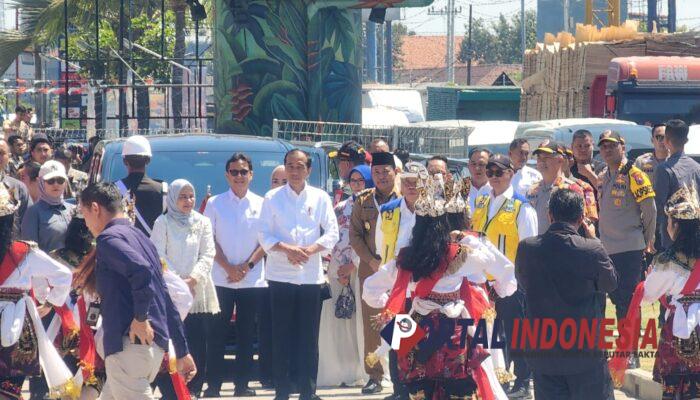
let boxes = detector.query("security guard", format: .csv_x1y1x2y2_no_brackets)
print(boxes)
527,142,597,235
472,154,538,399
349,151,399,396
597,130,656,326
115,135,167,235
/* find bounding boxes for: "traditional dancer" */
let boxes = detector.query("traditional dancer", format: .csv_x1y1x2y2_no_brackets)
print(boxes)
0,182,76,399
610,183,700,399
362,171,516,400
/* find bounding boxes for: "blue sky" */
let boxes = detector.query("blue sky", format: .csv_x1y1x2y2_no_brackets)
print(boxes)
403,0,700,35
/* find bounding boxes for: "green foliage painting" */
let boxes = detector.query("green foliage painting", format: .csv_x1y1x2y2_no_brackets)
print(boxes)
214,0,432,135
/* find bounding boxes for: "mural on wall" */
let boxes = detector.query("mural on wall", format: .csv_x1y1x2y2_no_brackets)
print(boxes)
214,0,432,135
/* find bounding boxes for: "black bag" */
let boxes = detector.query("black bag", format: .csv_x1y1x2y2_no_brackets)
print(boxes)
334,284,355,319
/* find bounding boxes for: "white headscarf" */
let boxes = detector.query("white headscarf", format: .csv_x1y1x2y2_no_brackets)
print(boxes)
166,179,195,227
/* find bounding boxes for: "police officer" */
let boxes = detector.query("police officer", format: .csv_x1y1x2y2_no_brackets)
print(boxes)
597,130,656,368
527,142,597,235
472,154,538,399
115,135,167,235
635,124,668,187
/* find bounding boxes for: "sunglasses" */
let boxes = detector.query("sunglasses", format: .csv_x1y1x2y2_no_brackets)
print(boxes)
46,177,66,185
485,169,506,178
349,178,365,184
228,169,249,177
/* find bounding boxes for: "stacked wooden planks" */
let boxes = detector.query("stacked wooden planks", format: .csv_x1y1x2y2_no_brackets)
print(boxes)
519,28,700,122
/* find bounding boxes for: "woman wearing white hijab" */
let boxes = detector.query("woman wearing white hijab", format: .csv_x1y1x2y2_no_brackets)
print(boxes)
150,179,219,396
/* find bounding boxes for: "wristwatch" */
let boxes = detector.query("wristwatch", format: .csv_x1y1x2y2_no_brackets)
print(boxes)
247,261,255,270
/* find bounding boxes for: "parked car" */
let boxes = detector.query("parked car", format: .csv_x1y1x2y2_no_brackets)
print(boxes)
89,134,330,197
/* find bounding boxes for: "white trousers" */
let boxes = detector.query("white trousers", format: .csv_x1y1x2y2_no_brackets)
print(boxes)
98,337,165,400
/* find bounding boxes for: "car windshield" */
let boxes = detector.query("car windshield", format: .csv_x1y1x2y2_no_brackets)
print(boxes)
104,150,320,198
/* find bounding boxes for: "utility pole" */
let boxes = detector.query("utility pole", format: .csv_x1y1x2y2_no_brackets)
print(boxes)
428,1,462,83
647,0,657,32
668,0,676,32
563,0,570,32
467,4,473,85
366,22,377,82
520,0,525,63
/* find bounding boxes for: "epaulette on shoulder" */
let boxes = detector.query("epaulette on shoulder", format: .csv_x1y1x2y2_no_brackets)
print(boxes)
379,198,402,213
356,188,374,200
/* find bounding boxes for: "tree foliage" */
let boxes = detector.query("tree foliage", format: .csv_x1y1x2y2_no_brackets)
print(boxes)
458,9,536,64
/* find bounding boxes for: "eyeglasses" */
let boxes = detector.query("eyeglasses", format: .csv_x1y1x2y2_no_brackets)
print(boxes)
485,169,506,178
654,135,665,141
349,178,365,184
46,177,66,185
228,169,249,177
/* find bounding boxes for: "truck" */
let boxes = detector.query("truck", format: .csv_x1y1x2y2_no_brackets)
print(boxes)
604,56,700,124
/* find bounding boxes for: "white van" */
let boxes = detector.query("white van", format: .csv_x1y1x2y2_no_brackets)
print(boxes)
687,125,700,163
515,119,652,159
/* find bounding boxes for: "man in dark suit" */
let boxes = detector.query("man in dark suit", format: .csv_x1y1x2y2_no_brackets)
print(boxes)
515,189,618,400
114,135,167,236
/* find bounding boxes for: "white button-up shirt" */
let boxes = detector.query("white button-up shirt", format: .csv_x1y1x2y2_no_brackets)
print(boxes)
511,165,542,198
259,184,339,285
204,189,267,289
374,198,416,259
485,186,539,241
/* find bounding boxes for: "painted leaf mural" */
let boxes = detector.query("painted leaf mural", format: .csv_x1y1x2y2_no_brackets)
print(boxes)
213,0,433,134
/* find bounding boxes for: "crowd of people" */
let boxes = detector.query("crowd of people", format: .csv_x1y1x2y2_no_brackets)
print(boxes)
0,117,695,400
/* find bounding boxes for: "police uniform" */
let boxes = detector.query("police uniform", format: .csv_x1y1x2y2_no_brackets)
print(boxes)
528,176,598,234
634,152,665,187
115,136,167,236
471,154,538,395
597,133,657,321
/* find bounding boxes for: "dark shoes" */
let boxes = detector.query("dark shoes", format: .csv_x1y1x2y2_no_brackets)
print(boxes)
300,395,322,400
506,384,532,399
260,379,275,389
362,379,383,395
233,388,257,397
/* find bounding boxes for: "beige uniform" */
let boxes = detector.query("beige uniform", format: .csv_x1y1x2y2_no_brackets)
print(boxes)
634,152,665,187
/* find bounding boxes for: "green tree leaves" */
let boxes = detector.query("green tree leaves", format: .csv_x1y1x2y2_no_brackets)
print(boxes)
458,9,536,64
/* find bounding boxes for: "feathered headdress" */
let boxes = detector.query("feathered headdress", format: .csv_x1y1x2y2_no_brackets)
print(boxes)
414,169,469,218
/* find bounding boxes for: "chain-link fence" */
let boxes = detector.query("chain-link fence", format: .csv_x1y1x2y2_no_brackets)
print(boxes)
34,128,214,147
272,119,469,158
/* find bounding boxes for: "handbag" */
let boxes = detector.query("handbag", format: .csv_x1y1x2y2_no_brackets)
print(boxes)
334,283,355,319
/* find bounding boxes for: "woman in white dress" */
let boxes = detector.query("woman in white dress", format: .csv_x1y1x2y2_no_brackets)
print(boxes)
150,179,219,397
317,165,373,387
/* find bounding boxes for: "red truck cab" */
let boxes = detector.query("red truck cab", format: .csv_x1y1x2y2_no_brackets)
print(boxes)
604,56,700,124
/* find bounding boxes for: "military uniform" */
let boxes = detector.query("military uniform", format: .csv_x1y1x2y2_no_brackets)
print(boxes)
116,172,167,235
348,187,397,383
527,175,598,234
634,152,665,187
598,159,656,319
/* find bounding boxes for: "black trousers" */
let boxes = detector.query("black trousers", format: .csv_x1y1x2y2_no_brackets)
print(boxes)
533,363,614,400
609,250,644,320
405,378,477,399
208,286,259,392
257,288,274,384
496,288,531,387
269,281,321,400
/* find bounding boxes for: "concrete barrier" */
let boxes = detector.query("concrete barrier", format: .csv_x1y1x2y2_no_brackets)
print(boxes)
622,369,662,400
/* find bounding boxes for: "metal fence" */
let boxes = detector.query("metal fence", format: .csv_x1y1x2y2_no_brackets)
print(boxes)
34,128,214,147
272,119,469,158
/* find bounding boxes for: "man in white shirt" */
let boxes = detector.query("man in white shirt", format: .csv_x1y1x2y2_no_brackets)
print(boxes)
259,149,339,400
203,153,266,398
509,138,542,198
467,147,492,212
471,154,538,399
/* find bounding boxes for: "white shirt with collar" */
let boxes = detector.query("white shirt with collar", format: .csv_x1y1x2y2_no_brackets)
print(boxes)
468,181,491,214
374,197,416,259
204,189,267,289
511,165,542,198
259,183,339,285
486,186,539,241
